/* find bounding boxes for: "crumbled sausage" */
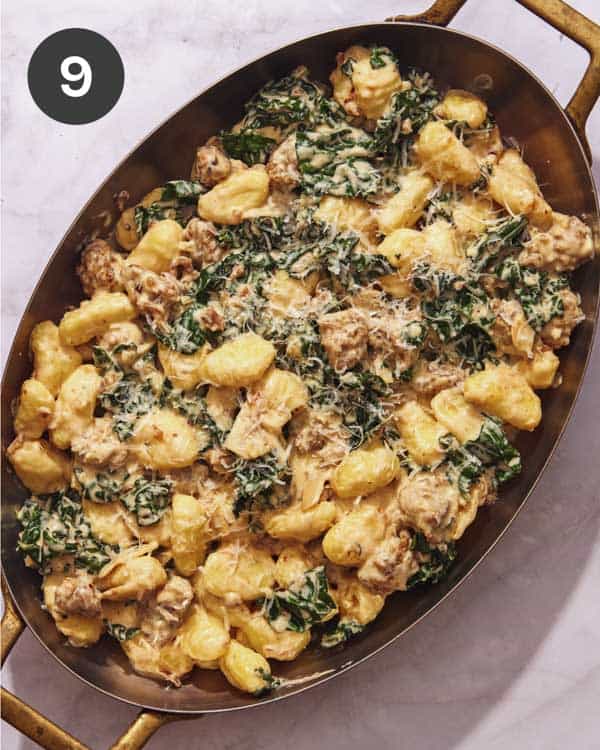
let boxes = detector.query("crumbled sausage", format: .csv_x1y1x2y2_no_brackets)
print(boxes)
519,213,593,273
319,309,368,372
358,531,419,595
196,305,224,332
490,298,535,357
180,218,225,267
191,143,231,187
169,254,199,286
54,573,102,618
266,134,300,190
293,408,349,467
77,239,124,297
122,264,182,330
140,575,193,647
393,471,461,543
71,417,129,468
412,359,466,396
540,289,584,349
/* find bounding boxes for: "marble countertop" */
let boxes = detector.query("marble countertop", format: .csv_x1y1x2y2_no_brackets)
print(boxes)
1,1,599,748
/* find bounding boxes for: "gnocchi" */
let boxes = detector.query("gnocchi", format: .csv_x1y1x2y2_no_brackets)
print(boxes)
9,42,592,698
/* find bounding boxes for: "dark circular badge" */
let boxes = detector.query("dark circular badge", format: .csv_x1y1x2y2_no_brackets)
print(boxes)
28,28,124,125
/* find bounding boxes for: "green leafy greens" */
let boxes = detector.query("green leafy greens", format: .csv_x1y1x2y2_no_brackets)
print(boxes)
17,490,114,574
261,566,337,632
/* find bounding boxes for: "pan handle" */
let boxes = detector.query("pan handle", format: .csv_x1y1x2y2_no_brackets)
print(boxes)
1,574,25,665
109,711,193,750
388,0,600,162
1,572,188,749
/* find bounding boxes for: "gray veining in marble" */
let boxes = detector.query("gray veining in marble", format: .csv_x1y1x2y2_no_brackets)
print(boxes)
1,1,599,748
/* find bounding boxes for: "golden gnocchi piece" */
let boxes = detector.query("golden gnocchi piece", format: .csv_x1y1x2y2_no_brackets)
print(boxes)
199,333,276,387
158,344,209,391
14,379,55,438
332,441,399,499
430,387,484,443
330,569,386,625
203,542,276,602
205,385,239,431
82,500,134,548
376,172,434,235
394,401,447,466
198,165,270,225
43,573,103,647
59,292,136,346
132,409,204,471
126,219,184,273
179,605,230,666
487,149,552,229
50,365,101,449
219,639,273,695
514,346,560,389
171,493,208,576
265,270,312,316
158,640,194,682
252,367,309,431
274,545,314,589
376,227,427,298
237,614,311,661
463,363,541,431
434,89,488,128
97,555,167,601
323,505,386,566
315,196,376,240
223,402,278,460
264,501,337,543
7,437,70,494
414,121,480,186
30,321,82,396
452,194,498,238
330,45,403,120
422,219,465,273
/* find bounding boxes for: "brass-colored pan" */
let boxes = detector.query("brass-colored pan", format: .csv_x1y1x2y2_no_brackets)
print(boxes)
2,0,599,747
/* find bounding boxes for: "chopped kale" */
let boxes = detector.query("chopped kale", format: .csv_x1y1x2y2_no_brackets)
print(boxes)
221,131,276,165
99,375,156,440
369,46,396,69
320,619,365,648
418,266,497,370
240,70,345,133
253,668,281,696
466,215,528,272
74,468,124,503
373,70,439,150
105,622,140,641
121,477,173,526
497,258,569,331
160,180,204,203
150,303,215,354
232,453,291,517
134,203,181,235
407,533,456,588
261,566,337,632
17,490,113,574
442,416,521,493
296,126,381,197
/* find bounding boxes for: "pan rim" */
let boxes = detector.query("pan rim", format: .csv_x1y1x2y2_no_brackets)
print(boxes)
2,18,599,715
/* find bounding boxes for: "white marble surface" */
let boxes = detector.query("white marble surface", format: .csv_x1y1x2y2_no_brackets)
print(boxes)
2,1,600,748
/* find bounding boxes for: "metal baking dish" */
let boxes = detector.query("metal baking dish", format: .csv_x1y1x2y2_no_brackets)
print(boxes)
2,0,599,747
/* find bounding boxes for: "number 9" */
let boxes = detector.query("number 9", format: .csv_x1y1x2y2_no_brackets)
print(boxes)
60,56,92,98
